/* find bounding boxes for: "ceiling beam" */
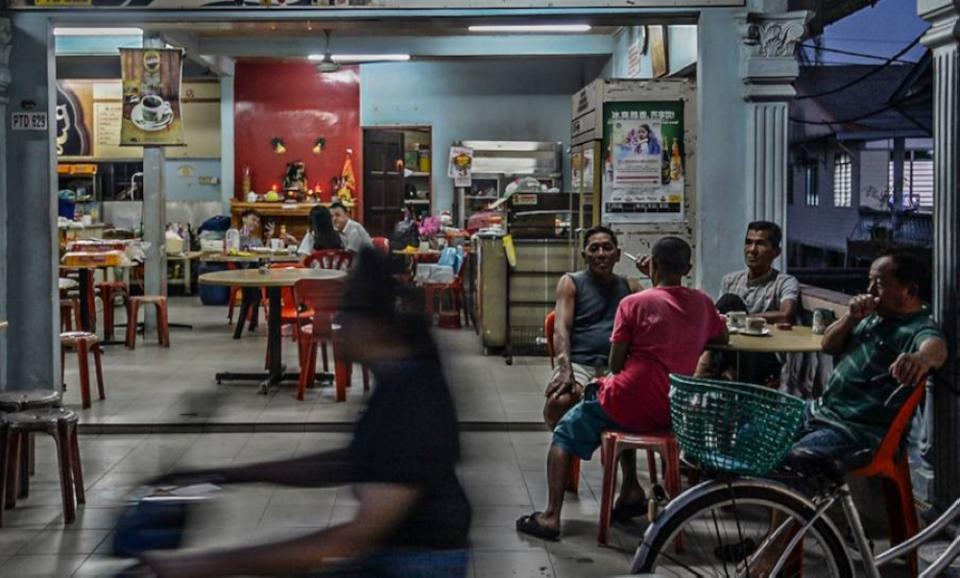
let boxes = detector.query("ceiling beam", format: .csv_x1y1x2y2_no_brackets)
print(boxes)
160,30,235,76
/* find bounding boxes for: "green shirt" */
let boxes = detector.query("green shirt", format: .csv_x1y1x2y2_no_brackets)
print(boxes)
810,307,943,449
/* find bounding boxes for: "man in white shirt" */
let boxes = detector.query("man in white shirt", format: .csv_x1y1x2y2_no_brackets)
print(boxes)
330,201,373,253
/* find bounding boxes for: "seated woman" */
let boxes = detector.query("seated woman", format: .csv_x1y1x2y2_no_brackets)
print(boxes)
141,249,472,578
297,205,344,259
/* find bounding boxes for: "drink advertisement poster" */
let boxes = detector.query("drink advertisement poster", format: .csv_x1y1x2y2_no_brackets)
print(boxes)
601,101,685,223
119,48,185,146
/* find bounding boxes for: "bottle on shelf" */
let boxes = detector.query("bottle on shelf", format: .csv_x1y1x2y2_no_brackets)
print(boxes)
418,145,431,173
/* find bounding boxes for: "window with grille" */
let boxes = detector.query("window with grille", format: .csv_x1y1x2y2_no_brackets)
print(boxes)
888,150,934,211
833,153,852,207
804,164,819,206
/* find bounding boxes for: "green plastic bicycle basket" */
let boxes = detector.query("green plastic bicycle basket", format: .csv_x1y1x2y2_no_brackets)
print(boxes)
669,374,806,476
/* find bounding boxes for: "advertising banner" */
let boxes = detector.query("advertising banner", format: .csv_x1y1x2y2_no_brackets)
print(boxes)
602,100,685,223
120,48,185,146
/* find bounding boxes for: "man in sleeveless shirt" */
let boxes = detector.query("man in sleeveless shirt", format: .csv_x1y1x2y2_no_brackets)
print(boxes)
519,237,728,540
543,226,632,431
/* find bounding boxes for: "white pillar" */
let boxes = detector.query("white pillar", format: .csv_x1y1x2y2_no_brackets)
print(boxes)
141,36,167,332
920,0,960,509
738,10,810,265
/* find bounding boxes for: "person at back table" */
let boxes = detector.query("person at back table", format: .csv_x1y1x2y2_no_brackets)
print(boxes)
700,220,800,383
297,205,344,258
330,200,372,254
518,237,728,540
542,226,633,431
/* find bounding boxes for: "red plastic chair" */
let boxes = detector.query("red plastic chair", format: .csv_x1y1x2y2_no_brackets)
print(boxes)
293,278,344,401
371,237,390,255
849,383,926,575
304,250,354,271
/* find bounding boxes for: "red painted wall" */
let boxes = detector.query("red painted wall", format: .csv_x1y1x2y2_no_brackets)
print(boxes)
234,60,363,221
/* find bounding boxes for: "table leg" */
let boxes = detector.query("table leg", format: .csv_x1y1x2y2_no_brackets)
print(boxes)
78,270,95,333
185,258,192,295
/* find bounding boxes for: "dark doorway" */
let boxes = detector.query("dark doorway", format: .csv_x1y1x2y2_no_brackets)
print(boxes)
363,127,432,238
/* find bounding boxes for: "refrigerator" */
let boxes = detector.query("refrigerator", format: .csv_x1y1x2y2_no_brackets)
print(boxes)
570,77,698,280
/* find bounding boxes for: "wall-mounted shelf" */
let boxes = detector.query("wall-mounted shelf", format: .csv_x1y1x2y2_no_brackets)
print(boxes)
406,171,430,178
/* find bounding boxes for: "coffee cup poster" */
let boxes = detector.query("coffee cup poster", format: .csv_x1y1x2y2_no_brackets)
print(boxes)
119,48,185,146
601,101,685,223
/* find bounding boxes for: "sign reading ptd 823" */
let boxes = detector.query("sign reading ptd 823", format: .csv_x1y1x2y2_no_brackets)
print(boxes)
11,112,48,131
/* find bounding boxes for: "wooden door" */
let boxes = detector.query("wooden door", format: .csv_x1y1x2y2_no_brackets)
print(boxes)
363,130,405,238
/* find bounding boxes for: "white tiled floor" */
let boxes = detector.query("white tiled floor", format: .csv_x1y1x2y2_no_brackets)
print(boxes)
0,432,648,577
62,298,551,429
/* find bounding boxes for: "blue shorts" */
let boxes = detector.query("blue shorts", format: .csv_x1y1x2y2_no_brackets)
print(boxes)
552,383,622,460
309,548,469,578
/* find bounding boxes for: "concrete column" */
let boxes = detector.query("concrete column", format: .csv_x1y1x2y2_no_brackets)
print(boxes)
5,13,57,392
738,10,810,269
141,36,167,331
219,74,235,212
0,19,11,384
920,0,960,509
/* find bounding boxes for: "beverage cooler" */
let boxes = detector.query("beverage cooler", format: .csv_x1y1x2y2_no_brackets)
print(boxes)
571,77,698,281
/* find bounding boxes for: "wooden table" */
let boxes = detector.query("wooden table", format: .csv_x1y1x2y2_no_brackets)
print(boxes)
711,325,823,354
199,268,347,393
198,252,301,264
167,251,203,294
59,262,135,339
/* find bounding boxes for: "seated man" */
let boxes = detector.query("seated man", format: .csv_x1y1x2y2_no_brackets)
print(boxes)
790,252,946,470
518,237,728,540
330,201,373,254
701,220,799,384
543,225,632,430
743,252,946,576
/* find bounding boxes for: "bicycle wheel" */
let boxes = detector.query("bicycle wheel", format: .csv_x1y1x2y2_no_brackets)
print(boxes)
630,478,852,578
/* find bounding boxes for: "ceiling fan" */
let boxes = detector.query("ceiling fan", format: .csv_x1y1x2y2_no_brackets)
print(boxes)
313,29,411,73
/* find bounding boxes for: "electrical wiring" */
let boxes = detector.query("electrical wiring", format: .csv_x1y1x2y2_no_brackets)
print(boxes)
795,34,922,100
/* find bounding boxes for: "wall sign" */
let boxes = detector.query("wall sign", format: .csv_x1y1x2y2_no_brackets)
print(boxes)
9,0,742,9
602,100,685,223
11,112,48,131
119,48,185,146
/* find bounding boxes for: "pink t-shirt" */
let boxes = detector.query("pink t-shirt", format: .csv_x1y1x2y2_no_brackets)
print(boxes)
597,286,726,432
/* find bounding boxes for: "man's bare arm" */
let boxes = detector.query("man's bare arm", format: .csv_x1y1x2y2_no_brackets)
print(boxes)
822,294,879,355
546,276,577,399
753,299,798,324
608,341,629,374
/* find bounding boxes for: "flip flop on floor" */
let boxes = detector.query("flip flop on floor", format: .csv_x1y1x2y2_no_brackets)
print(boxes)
516,512,560,541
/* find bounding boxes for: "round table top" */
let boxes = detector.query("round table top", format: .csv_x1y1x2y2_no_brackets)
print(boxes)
710,325,823,354
199,267,346,288
200,252,300,263
59,278,79,290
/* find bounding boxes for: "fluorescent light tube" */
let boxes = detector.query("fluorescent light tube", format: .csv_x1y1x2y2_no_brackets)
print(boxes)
308,54,410,63
468,24,592,33
54,27,143,36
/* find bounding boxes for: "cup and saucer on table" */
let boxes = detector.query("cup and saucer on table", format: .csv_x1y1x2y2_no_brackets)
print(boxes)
131,94,174,132
725,311,771,336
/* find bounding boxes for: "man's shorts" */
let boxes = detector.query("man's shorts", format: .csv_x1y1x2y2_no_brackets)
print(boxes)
550,363,606,391
784,406,871,474
552,383,622,460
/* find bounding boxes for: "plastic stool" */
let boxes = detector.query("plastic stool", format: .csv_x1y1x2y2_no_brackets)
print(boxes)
60,298,82,333
597,430,681,546
60,332,105,409
126,296,171,349
0,408,83,525
96,281,129,341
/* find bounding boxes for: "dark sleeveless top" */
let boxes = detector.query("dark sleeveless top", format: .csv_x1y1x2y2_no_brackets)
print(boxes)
567,271,631,368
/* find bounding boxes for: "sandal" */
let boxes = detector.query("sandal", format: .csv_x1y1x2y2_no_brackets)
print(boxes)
612,501,647,524
516,512,560,541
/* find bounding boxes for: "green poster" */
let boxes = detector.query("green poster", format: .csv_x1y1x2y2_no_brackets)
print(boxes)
601,101,685,223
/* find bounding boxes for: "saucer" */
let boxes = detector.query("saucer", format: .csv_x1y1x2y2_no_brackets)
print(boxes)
131,103,173,132
738,328,771,337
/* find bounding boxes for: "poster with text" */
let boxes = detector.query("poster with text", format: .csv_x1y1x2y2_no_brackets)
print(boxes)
602,100,685,223
120,48,185,146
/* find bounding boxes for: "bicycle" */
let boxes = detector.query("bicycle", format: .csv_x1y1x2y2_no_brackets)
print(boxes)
627,374,960,578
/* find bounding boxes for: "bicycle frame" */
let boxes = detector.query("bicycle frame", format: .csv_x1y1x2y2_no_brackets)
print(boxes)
751,482,960,578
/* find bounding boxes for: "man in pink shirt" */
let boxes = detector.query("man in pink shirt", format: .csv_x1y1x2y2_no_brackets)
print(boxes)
517,237,728,541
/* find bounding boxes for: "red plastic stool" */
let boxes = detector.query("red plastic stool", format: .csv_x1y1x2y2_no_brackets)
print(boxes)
126,295,171,349
597,430,681,546
60,332,105,409
96,281,129,341
60,298,82,333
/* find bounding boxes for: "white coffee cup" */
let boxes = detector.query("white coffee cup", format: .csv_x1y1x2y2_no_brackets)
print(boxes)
270,238,283,251
745,316,767,334
726,311,747,329
141,94,172,123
